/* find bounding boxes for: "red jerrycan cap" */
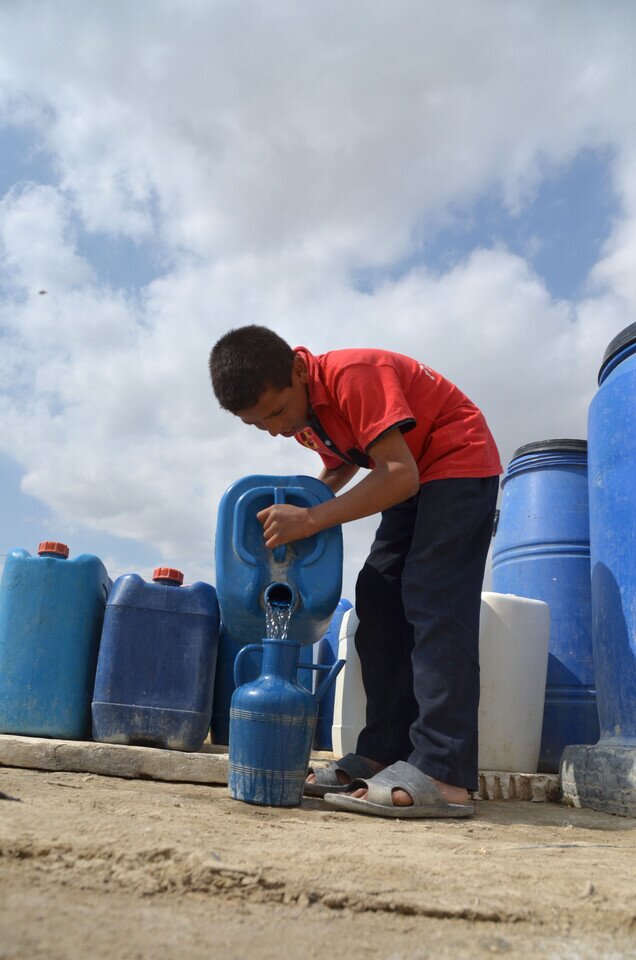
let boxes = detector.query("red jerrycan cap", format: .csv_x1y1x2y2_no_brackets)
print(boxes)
38,541,70,558
152,567,184,585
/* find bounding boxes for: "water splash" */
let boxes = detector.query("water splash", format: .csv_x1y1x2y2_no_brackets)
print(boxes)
265,600,293,640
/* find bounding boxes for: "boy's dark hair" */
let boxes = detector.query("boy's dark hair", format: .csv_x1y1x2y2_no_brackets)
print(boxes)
209,325,295,413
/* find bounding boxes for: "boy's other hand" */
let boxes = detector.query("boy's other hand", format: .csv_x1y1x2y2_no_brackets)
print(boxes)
256,504,315,549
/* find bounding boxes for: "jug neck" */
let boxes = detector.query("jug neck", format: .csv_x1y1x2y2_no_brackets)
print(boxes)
261,638,301,679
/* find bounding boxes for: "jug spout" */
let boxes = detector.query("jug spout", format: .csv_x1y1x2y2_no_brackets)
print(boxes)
315,657,346,704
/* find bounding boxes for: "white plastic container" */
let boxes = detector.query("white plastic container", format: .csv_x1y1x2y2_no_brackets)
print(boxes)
478,592,549,773
331,593,550,774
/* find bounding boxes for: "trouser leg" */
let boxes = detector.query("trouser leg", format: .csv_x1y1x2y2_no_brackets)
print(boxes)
354,496,419,765
402,477,499,791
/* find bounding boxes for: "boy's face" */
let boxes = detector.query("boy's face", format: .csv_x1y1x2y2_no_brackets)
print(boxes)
237,353,310,438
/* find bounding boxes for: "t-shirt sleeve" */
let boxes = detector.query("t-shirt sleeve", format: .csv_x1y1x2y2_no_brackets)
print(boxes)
333,363,416,452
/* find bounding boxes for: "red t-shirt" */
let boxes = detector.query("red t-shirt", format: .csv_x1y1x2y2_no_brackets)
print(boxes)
293,346,502,483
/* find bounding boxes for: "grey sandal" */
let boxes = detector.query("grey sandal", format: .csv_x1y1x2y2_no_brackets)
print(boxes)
323,761,474,819
304,753,381,797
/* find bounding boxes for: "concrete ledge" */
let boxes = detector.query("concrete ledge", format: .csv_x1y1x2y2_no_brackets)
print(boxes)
476,770,560,803
0,735,561,801
0,735,231,785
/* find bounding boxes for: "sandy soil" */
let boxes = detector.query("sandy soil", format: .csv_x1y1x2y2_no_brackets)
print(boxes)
0,765,634,960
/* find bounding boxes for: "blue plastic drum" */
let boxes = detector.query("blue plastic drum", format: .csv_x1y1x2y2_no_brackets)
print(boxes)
492,441,598,772
588,324,636,744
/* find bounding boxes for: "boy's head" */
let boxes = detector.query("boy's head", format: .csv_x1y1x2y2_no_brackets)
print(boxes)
209,325,310,437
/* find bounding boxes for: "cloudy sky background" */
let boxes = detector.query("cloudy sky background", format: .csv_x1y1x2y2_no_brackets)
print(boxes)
1,1,634,599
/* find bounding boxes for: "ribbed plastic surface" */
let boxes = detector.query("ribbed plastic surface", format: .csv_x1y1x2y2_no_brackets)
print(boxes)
588,325,636,743
491,444,598,773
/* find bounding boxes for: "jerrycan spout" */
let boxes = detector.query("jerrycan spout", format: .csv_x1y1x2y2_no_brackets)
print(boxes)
263,581,294,611
263,582,295,644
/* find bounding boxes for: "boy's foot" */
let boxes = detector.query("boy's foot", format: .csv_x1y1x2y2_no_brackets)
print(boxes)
347,777,469,807
305,755,384,788
304,754,385,796
323,762,474,820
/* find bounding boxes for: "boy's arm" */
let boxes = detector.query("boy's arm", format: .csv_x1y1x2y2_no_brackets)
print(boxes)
318,462,360,494
257,428,420,549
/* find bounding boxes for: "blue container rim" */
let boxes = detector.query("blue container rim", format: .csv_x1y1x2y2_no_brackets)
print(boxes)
598,323,636,384
510,439,587,461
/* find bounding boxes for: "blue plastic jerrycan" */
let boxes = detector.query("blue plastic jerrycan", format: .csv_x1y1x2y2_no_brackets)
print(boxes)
92,566,220,752
215,475,343,646
0,541,110,740
228,631,344,806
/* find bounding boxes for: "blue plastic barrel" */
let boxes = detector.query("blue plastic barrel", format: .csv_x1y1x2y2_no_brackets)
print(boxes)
492,441,598,772
92,566,220,752
313,598,353,750
211,628,314,745
588,324,636,744
215,475,343,647
0,542,110,739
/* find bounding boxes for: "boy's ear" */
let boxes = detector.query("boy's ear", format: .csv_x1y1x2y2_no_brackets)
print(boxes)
293,353,308,383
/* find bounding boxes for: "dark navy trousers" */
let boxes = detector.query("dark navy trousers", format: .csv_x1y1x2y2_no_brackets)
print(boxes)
354,476,499,792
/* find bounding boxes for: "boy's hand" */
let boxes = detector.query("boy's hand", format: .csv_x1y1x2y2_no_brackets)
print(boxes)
256,504,315,549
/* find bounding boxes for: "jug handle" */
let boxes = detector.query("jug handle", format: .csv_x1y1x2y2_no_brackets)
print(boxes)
233,644,263,687
311,658,346,704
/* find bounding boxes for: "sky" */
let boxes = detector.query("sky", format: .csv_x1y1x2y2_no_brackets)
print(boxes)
1,1,635,600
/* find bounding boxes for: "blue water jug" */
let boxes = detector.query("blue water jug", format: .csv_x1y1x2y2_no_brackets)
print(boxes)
0,542,110,739
211,628,314,746
228,590,344,807
588,324,636,744
215,475,343,646
492,441,598,772
313,598,353,751
92,566,220,752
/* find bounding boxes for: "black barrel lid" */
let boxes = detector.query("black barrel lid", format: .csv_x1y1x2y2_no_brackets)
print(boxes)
600,322,636,381
511,439,587,461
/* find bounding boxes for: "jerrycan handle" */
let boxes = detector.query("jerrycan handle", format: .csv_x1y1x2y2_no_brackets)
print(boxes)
311,658,346,704
232,485,326,567
272,488,286,564
233,644,263,687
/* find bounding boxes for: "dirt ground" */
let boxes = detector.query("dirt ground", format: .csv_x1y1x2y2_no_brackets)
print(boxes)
0,766,634,960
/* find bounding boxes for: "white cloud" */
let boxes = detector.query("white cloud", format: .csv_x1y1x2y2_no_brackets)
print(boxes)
1,1,636,596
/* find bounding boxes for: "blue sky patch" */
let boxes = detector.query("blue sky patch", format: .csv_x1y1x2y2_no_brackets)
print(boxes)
353,147,618,302
0,123,57,194
1,124,162,293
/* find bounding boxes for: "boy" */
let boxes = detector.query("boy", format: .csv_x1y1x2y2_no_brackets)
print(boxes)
209,325,501,818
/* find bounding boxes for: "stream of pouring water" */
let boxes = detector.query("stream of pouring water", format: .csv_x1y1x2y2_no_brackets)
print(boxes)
265,601,293,640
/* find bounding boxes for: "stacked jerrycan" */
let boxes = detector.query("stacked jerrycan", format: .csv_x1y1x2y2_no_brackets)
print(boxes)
92,567,220,752
215,475,344,806
562,324,636,816
0,542,110,739
492,440,598,773
313,598,353,751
